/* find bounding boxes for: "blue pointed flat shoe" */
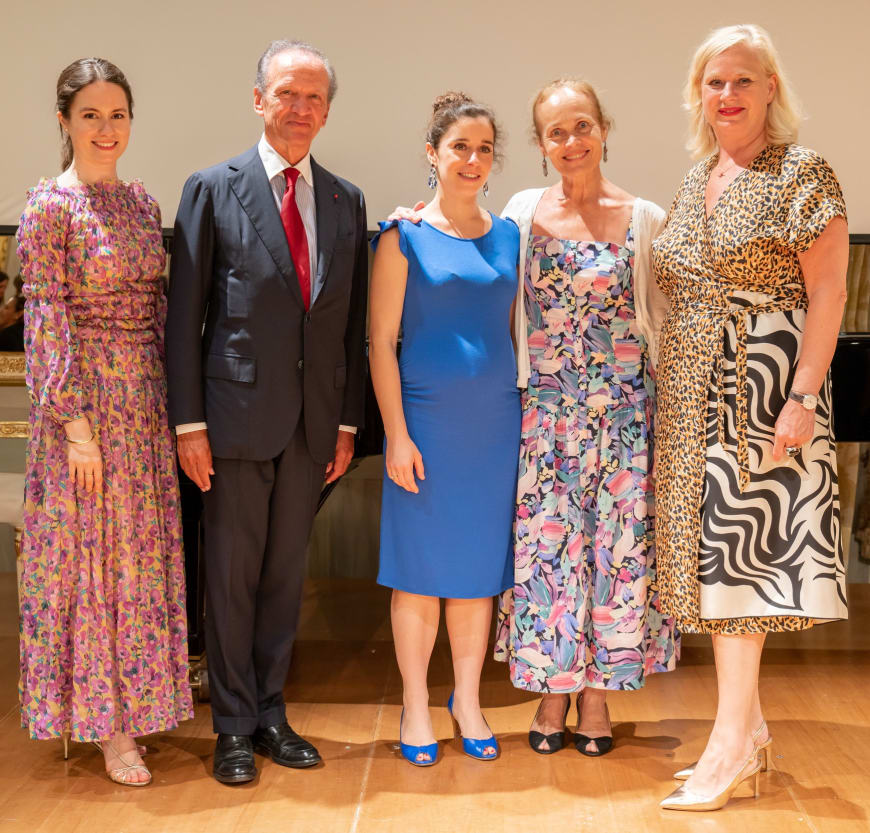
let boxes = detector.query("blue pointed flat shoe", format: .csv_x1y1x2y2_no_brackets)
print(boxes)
447,691,499,761
399,709,438,767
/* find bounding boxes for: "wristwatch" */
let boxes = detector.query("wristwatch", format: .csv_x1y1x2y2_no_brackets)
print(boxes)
788,390,818,411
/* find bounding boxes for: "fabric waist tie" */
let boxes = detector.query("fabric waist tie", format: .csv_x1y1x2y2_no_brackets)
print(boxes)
677,287,807,493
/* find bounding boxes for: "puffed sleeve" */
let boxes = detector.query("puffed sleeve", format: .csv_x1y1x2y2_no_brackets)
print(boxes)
16,186,85,424
785,150,847,253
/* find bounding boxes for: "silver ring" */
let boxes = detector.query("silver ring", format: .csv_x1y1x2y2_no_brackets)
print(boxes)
785,446,800,457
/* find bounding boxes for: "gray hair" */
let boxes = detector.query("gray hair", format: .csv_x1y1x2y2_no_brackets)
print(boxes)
255,39,338,102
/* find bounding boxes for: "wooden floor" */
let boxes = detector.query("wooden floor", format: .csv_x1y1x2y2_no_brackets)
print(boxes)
0,575,868,833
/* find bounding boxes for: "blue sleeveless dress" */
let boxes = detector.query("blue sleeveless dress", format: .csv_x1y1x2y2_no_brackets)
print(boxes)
372,216,521,598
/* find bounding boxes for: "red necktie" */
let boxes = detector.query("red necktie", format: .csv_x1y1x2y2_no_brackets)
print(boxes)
281,167,311,310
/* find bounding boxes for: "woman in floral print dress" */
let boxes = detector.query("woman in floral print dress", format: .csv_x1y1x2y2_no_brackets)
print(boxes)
16,59,192,786
494,79,679,755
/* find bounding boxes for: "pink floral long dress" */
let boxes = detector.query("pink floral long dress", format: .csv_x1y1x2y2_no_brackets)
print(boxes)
16,178,193,742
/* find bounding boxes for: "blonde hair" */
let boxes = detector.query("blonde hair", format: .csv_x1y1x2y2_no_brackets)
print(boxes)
683,24,802,159
531,77,612,142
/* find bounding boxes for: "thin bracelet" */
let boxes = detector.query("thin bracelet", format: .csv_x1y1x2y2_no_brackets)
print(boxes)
66,433,94,444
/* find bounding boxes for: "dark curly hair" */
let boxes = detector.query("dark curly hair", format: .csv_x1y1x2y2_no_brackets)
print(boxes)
426,91,504,168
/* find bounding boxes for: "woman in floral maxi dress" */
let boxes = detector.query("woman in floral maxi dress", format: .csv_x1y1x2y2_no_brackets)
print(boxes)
494,78,678,756
16,58,192,786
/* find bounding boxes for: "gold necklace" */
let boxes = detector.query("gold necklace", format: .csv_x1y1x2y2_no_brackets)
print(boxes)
715,159,739,179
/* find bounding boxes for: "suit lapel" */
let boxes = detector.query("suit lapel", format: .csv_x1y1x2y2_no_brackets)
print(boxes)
312,158,337,302
228,147,305,307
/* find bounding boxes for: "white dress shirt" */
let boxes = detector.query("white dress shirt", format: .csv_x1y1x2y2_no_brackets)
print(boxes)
176,134,356,437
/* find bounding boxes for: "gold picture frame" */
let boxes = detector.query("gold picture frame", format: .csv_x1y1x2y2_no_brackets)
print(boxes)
0,352,25,386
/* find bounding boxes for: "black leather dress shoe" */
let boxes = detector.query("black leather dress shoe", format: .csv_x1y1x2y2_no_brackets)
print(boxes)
253,721,321,768
213,734,257,784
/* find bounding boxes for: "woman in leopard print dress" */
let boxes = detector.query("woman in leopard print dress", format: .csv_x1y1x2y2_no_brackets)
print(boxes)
652,25,848,810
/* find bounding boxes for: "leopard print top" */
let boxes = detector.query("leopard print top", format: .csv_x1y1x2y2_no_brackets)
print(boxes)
652,143,847,634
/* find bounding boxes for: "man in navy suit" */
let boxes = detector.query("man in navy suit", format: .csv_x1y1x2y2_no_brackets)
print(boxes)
166,39,367,784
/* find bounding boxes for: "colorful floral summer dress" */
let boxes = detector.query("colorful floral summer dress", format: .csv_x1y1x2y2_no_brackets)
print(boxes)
495,220,679,692
16,179,193,741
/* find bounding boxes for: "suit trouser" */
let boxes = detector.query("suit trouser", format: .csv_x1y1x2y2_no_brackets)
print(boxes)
202,421,326,735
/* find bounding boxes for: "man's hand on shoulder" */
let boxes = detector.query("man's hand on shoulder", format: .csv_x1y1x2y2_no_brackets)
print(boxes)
325,429,355,484
177,428,215,491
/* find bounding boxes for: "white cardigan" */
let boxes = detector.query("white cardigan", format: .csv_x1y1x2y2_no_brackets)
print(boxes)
502,188,670,388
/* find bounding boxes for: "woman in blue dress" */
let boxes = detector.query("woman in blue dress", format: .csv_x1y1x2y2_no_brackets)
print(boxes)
369,92,520,766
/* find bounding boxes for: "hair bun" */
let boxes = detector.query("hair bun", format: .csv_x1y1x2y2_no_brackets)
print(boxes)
432,91,473,115
425,91,501,165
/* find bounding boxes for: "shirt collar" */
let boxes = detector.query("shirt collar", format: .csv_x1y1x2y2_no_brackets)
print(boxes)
258,134,313,188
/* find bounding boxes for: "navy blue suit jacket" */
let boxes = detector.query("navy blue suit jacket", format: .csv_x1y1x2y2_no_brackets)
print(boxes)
166,145,368,463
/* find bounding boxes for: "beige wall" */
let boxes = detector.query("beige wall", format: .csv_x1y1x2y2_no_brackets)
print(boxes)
1,0,867,229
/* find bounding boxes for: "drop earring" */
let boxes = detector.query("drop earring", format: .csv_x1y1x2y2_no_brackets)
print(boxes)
603,143,608,163
482,181,489,198
541,157,548,177
427,165,437,189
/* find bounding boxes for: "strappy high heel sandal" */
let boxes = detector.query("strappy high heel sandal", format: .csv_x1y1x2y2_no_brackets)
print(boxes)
573,691,613,757
674,719,772,781
63,731,147,762
93,739,152,787
528,695,570,755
